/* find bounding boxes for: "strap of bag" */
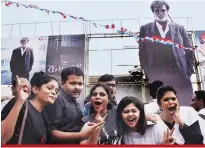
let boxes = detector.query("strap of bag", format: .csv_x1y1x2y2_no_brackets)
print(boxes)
18,101,28,144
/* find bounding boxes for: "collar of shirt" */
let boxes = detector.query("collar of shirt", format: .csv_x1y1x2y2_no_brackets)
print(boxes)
156,21,170,38
152,99,157,102
111,96,118,105
21,47,27,56
199,108,205,115
59,89,77,103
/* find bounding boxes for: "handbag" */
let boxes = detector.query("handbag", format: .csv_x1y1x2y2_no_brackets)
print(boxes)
18,101,28,144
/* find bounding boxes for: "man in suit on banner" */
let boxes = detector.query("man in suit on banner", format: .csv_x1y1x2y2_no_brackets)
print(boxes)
139,0,194,106
10,37,34,81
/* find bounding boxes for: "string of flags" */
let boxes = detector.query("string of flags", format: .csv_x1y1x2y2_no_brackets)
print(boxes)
2,0,195,51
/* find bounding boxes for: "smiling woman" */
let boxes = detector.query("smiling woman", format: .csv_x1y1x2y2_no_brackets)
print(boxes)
1,71,59,144
116,96,176,144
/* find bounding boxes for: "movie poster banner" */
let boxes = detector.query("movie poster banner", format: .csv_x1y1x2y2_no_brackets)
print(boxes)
138,21,194,106
1,34,85,85
194,31,205,89
46,34,85,81
1,37,48,85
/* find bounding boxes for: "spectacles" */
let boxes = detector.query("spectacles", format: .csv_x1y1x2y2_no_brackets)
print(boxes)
105,83,116,88
154,9,166,13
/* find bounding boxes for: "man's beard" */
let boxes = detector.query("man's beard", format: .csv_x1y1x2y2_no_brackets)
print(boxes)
154,15,169,22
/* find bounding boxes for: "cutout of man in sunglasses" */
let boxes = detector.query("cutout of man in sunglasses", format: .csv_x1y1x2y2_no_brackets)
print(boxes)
139,0,194,106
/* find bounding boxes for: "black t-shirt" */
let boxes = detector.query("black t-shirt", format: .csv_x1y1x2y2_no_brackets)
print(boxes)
44,90,84,144
1,98,48,144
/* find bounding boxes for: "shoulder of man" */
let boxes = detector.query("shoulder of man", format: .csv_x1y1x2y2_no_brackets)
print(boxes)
26,47,33,52
141,21,155,28
84,102,91,108
170,22,185,29
13,47,21,52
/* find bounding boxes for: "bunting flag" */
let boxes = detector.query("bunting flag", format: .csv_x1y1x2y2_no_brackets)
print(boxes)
2,0,195,51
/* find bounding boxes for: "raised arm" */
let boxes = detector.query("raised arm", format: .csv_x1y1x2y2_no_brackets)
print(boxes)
1,76,30,144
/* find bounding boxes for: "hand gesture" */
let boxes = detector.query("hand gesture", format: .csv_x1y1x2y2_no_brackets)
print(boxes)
80,121,104,138
94,107,108,123
162,128,175,144
173,105,182,124
146,114,158,123
16,75,30,101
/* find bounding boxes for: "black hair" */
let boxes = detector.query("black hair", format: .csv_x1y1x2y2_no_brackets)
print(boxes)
30,71,58,98
156,85,177,105
148,80,164,99
98,74,117,84
12,77,29,88
61,66,84,83
117,96,147,135
20,37,29,43
194,90,205,105
89,83,113,114
150,0,170,13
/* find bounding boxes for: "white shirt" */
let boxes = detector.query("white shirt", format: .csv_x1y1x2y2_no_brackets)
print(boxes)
21,47,27,56
158,106,205,144
199,108,205,115
123,122,165,144
144,99,160,115
156,21,170,38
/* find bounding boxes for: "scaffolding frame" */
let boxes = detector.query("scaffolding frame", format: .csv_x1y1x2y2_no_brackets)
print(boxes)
2,17,203,102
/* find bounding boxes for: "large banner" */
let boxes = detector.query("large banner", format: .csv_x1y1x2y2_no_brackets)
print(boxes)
138,3,194,106
1,37,48,85
46,35,85,81
1,34,85,85
195,31,205,89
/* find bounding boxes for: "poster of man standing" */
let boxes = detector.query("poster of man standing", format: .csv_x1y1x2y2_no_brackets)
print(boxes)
139,0,194,106
1,37,48,85
10,37,34,81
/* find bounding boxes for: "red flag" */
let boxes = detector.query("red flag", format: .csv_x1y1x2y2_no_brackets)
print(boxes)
111,24,115,29
105,25,109,29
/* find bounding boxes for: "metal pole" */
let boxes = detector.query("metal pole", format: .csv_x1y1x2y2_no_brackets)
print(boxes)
34,23,37,36
59,22,61,35
190,17,203,90
50,22,53,35
111,50,113,74
19,24,21,37
9,24,13,37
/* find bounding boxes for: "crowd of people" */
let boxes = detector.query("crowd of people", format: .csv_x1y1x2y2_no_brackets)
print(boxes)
1,66,205,145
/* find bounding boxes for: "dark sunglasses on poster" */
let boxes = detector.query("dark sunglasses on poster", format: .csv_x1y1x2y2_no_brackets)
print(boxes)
154,9,166,13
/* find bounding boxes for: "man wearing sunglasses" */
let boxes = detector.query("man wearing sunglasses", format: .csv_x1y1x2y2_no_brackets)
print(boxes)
10,37,34,81
139,0,194,106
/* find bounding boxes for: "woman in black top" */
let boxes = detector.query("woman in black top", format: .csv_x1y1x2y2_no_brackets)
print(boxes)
1,72,59,144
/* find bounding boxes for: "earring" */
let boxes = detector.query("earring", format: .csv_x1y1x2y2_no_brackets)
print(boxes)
157,108,163,114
